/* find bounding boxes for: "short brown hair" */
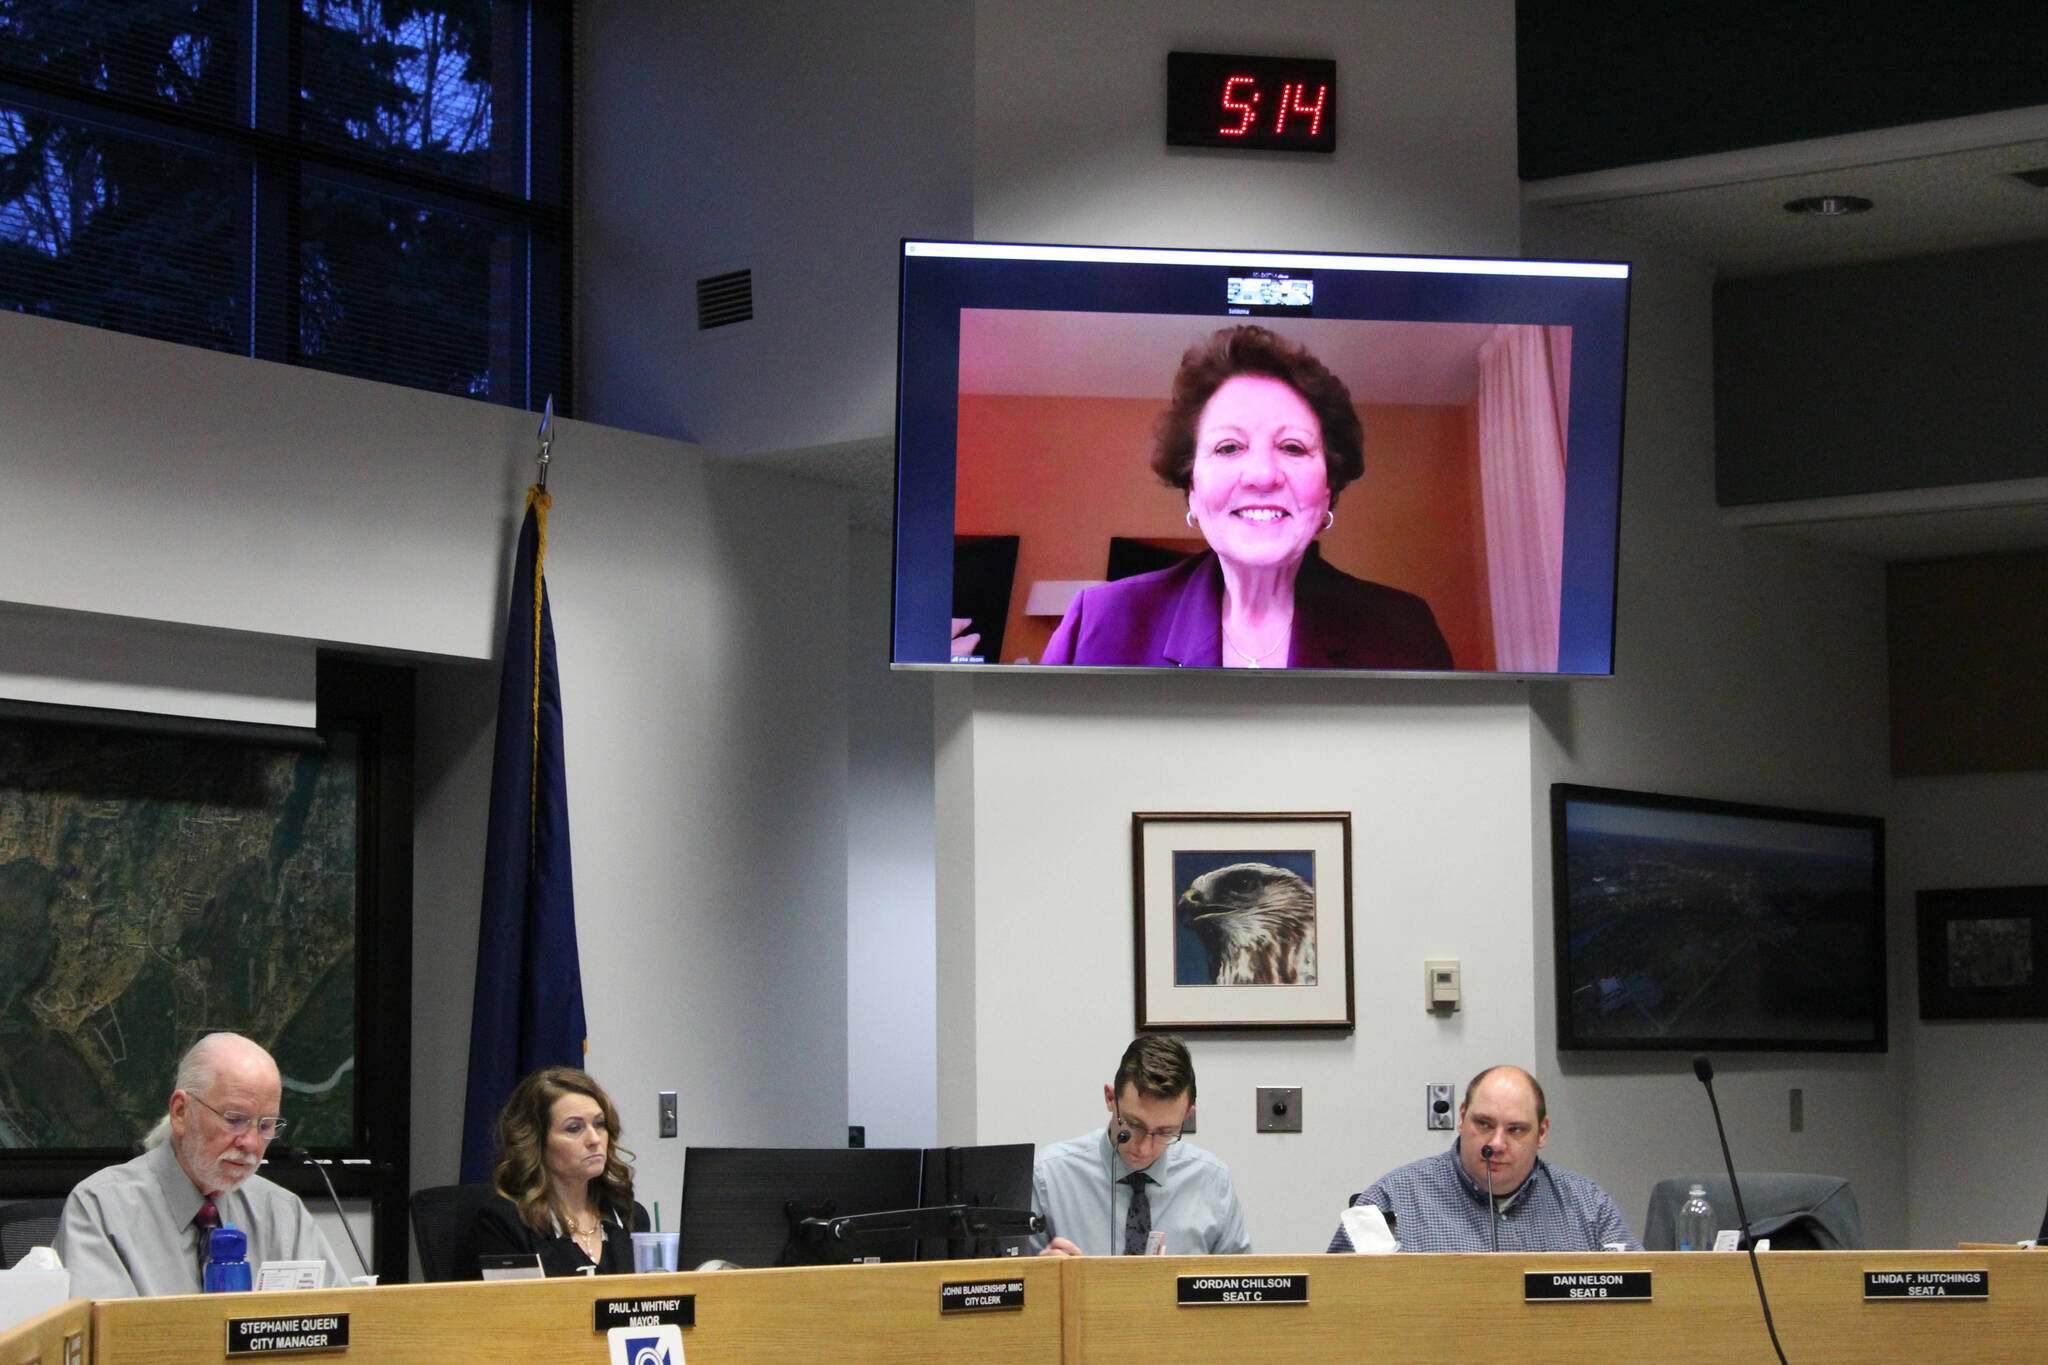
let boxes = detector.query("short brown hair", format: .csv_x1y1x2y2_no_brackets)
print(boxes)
1463,1064,1547,1125
491,1067,636,1235
1114,1034,1197,1106
1150,324,1366,504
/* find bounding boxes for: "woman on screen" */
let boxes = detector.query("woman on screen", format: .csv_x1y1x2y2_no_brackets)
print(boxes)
1041,324,1451,670
473,1067,647,1276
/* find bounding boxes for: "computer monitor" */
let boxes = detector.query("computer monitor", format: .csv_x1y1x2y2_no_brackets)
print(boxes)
916,1142,1036,1260
677,1146,924,1269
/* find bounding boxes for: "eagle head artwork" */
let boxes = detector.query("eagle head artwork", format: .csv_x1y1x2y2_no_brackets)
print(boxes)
1176,862,1317,986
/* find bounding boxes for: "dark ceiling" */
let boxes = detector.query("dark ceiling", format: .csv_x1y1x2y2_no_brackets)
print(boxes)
1516,2,2048,179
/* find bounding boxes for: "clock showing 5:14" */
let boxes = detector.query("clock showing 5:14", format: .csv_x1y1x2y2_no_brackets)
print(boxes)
1166,51,1337,153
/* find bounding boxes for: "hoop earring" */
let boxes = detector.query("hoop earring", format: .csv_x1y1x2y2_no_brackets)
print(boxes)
1322,510,1335,531
1186,510,1198,530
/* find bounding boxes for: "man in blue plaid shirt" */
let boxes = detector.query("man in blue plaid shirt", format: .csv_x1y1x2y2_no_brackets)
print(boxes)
1328,1065,1639,1253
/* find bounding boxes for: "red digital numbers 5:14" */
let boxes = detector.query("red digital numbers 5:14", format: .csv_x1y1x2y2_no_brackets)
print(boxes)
1167,52,1337,153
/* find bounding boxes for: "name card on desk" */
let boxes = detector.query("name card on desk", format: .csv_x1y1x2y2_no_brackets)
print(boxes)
225,1313,350,1355
1524,1271,1651,1302
594,1295,696,1331
1176,1274,1307,1306
939,1278,1025,1313
1865,1270,1989,1300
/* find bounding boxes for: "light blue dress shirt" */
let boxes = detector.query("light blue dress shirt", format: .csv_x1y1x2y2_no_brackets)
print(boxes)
1030,1125,1252,1256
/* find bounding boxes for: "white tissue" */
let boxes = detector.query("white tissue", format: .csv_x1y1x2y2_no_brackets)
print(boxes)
1338,1202,1399,1254
10,1247,61,1271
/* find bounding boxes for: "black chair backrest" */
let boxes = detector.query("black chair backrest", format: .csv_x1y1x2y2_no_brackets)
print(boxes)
2038,1195,2047,1243
409,1184,502,1281
0,1198,68,1269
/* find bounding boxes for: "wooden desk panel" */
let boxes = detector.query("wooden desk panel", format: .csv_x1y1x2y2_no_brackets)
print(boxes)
91,1260,1062,1365
1065,1251,2048,1364
0,1299,89,1365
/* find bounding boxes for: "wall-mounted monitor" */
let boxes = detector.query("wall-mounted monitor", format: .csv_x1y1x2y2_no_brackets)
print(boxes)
1551,784,1887,1052
893,240,1630,677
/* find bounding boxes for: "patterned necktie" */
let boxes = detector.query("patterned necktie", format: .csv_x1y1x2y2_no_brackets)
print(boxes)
1121,1171,1152,1256
195,1198,221,1272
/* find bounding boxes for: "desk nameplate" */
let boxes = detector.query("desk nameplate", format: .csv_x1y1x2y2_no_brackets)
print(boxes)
939,1278,1025,1313
1176,1274,1307,1305
224,1313,350,1356
1524,1270,1651,1301
1865,1270,1988,1300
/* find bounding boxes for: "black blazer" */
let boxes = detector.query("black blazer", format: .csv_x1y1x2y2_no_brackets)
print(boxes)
471,1195,647,1277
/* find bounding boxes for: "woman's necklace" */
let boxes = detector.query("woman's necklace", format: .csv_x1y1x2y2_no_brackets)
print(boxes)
1225,621,1288,667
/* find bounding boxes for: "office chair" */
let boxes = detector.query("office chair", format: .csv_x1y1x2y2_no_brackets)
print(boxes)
0,1198,68,1269
409,1184,501,1281
2037,1194,2046,1243
1644,1173,1862,1250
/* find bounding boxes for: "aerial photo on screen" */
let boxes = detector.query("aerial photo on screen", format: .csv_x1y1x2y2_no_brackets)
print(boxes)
0,720,358,1149
1560,797,1881,1047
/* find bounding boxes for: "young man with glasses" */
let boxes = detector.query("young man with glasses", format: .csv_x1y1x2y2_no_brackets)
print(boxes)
1031,1034,1251,1256
53,1032,349,1296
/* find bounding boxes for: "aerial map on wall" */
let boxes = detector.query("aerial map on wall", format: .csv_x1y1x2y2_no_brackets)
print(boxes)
0,718,358,1149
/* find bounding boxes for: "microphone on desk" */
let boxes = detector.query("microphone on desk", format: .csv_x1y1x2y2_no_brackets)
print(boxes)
278,1146,372,1280
1691,1056,1786,1365
1481,1144,1499,1253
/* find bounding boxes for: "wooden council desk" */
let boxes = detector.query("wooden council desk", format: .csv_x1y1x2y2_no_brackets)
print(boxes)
4,1250,2042,1363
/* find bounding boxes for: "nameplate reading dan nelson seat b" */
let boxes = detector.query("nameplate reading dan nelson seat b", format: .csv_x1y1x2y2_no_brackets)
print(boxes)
1176,1273,1308,1305
1865,1269,1989,1300
1524,1270,1652,1302
224,1313,350,1356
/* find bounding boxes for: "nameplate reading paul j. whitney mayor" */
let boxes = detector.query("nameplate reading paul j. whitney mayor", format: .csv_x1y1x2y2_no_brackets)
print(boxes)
1176,1274,1308,1306
1524,1271,1652,1302
939,1278,1026,1313
593,1294,697,1331
1864,1270,1989,1300
224,1313,350,1356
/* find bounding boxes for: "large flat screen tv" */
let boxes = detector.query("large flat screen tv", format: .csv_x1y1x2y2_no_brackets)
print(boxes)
1551,784,1887,1052
893,240,1630,676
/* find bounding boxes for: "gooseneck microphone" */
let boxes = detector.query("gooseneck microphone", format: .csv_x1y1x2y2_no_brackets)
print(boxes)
1481,1143,1499,1253
1691,1057,1787,1365
1107,1123,1133,1255
282,1146,371,1280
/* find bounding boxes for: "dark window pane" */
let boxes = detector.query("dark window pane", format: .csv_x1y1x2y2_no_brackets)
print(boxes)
298,0,497,188
299,177,500,396
0,0,243,125
0,101,245,349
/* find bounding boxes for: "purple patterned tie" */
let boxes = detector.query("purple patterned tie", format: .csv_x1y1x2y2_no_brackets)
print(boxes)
195,1198,220,1272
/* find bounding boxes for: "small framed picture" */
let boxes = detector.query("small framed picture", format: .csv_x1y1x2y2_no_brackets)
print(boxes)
1131,812,1353,1032
1916,886,2048,1020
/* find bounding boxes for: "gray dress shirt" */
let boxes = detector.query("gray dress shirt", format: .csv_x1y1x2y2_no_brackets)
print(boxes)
1031,1126,1251,1256
52,1140,349,1297
1326,1139,1640,1253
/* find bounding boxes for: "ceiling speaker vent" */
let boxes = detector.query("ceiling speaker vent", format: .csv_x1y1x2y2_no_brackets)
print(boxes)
695,269,754,329
2010,167,2048,189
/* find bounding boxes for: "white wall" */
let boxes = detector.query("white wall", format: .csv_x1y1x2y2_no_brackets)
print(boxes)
2,307,854,1267
1521,207,1904,1245
946,0,1533,1253
577,0,974,456
1892,773,2048,1247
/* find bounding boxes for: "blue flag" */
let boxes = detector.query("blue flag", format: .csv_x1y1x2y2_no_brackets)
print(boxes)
459,486,587,1184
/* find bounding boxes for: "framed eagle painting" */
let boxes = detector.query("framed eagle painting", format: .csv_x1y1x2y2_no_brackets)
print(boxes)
1132,812,1355,1031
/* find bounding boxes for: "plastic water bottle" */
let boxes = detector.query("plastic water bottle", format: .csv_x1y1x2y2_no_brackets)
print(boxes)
1677,1184,1717,1251
203,1225,253,1292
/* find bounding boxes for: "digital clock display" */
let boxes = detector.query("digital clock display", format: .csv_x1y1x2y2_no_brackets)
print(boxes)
1166,51,1336,153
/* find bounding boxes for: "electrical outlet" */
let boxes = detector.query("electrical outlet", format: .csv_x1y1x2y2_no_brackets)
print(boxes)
658,1091,677,1138
1426,1083,1456,1130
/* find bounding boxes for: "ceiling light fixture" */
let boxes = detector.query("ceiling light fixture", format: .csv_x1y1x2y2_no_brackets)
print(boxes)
1783,194,1873,216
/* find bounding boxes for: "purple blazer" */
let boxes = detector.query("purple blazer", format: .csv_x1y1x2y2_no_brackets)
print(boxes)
1040,549,1453,670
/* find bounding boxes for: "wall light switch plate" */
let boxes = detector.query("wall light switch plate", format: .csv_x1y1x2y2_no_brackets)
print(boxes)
1256,1086,1303,1133
1426,1083,1456,1130
658,1091,678,1138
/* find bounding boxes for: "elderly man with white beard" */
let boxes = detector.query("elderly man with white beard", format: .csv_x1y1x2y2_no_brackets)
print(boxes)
53,1032,349,1296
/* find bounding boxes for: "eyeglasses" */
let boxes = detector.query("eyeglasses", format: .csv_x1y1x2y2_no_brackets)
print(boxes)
1115,1110,1186,1145
190,1093,287,1140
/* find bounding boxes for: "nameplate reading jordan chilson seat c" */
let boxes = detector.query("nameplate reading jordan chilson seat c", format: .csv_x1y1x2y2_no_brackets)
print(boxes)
1524,1270,1652,1302
1176,1273,1308,1306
